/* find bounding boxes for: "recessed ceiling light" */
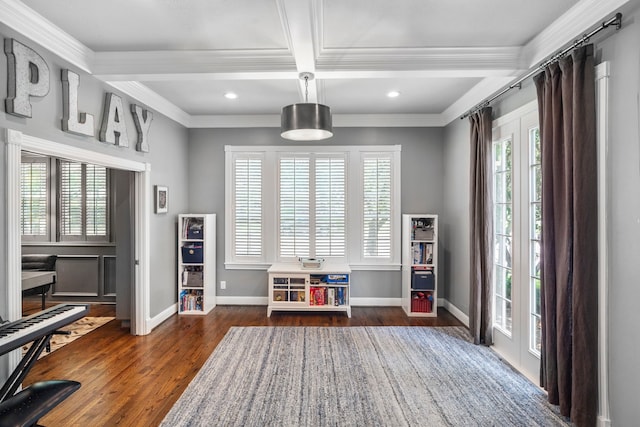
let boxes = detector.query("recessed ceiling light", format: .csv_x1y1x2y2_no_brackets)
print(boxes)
224,92,238,99
387,91,400,98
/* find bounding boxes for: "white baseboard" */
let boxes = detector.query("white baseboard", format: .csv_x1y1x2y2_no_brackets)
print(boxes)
350,297,401,306
440,299,469,327
149,297,470,330
148,303,177,331
216,296,269,305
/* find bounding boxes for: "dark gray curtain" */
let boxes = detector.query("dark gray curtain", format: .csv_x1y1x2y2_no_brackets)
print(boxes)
469,107,493,346
534,44,598,427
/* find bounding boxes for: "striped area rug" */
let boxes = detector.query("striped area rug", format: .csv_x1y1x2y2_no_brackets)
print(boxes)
161,326,568,426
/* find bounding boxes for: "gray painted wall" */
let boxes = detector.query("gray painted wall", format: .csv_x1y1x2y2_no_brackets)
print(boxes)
0,24,190,322
187,127,445,299
442,118,470,312
442,3,640,423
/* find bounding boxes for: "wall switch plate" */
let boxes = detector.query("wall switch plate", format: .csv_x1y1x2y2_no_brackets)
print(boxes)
220,280,226,289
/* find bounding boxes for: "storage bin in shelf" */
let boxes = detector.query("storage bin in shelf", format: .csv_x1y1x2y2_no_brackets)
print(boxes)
181,244,203,264
411,291,434,313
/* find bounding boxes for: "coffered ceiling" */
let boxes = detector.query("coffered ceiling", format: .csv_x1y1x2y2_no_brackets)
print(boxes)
0,0,629,127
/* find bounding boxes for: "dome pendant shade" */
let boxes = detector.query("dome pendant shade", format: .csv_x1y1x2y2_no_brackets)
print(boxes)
281,103,333,141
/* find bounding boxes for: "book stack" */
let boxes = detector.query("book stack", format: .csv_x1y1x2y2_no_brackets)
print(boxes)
179,290,203,312
412,242,433,265
309,287,346,306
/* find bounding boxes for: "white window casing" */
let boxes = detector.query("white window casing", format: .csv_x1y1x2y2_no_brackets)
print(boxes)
225,145,401,270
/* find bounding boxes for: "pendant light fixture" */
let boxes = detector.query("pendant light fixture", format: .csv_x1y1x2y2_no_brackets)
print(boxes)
281,72,333,141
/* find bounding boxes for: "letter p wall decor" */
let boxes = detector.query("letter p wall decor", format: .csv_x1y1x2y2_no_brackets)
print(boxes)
4,38,50,118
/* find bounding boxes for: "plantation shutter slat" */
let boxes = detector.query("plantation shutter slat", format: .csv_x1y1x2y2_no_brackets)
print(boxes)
279,157,310,257
315,157,345,257
20,161,48,236
60,161,83,236
234,158,262,256
363,157,392,257
60,161,108,240
86,165,108,236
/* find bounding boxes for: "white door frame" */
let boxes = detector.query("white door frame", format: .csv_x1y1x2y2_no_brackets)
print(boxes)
3,128,151,337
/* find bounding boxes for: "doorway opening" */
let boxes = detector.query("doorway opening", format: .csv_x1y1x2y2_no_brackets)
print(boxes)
4,129,151,336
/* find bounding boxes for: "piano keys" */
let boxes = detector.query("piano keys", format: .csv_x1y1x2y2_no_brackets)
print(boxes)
0,304,88,356
0,304,88,402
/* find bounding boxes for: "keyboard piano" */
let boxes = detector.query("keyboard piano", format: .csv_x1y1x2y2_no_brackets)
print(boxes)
0,304,88,402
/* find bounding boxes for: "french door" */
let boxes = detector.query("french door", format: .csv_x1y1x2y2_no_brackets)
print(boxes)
491,102,541,382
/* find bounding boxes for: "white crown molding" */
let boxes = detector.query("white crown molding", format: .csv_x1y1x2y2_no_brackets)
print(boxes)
0,0,94,72
189,114,280,128
440,76,518,124
521,0,629,67
189,113,444,128
106,81,192,127
448,0,628,124
334,114,445,128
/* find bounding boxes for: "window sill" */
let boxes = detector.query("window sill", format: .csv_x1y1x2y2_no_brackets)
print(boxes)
224,262,401,271
21,241,116,247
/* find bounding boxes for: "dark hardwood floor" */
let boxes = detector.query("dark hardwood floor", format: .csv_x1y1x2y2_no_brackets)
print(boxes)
21,300,465,426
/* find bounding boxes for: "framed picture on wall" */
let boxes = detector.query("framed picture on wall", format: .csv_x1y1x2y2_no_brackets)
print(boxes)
155,185,168,214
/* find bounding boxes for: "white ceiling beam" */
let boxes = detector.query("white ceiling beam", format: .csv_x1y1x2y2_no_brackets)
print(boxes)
278,0,319,102
92,49,295,79
90,47,521,82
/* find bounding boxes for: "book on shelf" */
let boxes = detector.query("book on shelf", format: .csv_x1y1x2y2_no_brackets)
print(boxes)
308,286,346,306
180,290,203,311
412,242,433,265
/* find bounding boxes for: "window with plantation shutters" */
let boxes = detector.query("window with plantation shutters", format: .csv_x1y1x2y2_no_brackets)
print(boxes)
20,154,111,243
20,157,49,240
315,157,345,257
225,145,400,269
279,156,310,258
59,161,83,236
233,157,262,257
85,164,108,236
362,156,392,258
277,154,346,259
59,160,109,241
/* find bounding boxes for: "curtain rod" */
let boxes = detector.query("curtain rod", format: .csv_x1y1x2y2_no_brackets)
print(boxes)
460,12,622,120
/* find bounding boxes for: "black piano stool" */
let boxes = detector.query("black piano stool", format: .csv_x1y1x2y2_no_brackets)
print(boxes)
0,380,80,427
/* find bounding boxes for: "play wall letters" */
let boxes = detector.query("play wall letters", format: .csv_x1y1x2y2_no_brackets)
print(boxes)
4,38,152,152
